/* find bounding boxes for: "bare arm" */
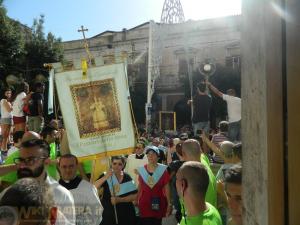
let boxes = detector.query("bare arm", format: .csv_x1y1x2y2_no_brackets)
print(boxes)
207,82,223,98
37,99,43,117
2,100,12,112
94,170,112,188
166,147,174,165
0,164,18,176
164,182,172,216
111,193,138,205
23,92,33,104
201,133,226,161
164,183,171,205
201,137,210,155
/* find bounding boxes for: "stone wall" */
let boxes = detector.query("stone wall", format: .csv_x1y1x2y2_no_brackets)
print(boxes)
62,15,241,111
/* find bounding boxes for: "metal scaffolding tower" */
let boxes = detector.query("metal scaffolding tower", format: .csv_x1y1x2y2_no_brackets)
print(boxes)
145,0,185,133
161,0,185,24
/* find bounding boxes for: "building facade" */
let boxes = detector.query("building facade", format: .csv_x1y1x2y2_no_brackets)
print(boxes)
62,15,241,125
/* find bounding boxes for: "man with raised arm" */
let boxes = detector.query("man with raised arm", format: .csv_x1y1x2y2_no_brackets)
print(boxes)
207,82,241,142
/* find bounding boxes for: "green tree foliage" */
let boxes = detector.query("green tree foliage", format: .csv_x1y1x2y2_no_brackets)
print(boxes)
23,14,63,81
0,1,63,84
0,0,25,79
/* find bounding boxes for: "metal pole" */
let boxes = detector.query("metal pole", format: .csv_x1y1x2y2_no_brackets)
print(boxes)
188,60,194,121
102,136,119,224
146,20,154,134
108,160,119,224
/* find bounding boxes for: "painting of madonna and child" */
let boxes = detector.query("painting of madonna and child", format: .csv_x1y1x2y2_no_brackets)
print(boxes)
70,79,121,138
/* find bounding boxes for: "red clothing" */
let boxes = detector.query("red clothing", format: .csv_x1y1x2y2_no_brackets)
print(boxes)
138,165,170,218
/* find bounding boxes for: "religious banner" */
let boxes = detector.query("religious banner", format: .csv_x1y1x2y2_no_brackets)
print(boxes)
55,63,135,158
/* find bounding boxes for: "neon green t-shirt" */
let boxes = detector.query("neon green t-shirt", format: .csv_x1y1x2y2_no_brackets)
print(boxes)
201,154,217,207
179,155,217,217
46,143,58,179
201,154,210,167
82,160,92,174
0,150,19,184
180,203,222,225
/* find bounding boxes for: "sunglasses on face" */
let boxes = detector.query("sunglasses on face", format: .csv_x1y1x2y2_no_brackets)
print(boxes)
14,156,47,166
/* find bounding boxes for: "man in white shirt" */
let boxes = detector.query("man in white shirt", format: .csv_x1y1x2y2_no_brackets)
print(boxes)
14,139,76,225
125,142,148,185
207,82,241,142
58,154,103,225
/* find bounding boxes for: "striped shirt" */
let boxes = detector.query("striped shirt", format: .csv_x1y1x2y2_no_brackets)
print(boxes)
211,133,228,163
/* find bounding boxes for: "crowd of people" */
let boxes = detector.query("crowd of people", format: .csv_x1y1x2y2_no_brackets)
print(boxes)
0,80,242,225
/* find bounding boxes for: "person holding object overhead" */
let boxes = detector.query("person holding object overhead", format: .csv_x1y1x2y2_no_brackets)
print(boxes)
187,81,212,135
207,81,241,142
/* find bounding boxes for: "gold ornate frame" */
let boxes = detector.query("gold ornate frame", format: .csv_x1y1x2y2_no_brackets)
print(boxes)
70,79,121,138
159,111,176,131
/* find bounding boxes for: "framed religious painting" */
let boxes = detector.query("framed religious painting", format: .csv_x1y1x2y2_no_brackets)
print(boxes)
159,111,176,131
70,79,121,139
55,63,135,158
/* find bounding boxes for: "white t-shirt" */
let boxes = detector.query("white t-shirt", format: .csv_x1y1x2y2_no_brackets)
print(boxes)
0,99,12,119
12,92,26,117
222,94,241,123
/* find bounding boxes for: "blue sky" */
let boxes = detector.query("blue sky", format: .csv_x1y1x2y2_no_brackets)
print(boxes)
4,0,241,41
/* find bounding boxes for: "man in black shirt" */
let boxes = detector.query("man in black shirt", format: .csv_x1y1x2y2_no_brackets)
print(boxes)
28,82,45,133
188,82,212,135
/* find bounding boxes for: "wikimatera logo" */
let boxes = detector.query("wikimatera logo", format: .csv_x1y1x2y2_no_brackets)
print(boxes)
0,206,18,225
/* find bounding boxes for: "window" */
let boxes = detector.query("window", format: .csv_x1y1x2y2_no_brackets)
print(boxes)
226,55,241,69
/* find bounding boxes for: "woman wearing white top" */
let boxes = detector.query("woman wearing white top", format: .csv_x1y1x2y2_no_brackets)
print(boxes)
11,82,29,132
0,88,13,154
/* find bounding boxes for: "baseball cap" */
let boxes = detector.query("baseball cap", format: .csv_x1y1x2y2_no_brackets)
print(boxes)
145,146,160,155
179,133,188,141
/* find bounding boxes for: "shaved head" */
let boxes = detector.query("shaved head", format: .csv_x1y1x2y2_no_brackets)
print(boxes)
21,131,41,142
182,139,202,160
177,161,209,198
